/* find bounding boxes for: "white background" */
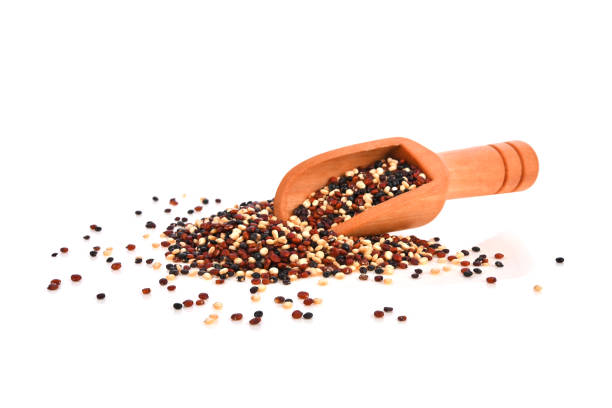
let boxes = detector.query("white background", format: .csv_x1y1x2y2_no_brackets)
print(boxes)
1,1,611,407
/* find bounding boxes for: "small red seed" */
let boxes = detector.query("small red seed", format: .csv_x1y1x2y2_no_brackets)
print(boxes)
50,279,61,285
249,317,261,325
126,244,136,251
111,262,122,270
60,247,69,253
398,315,407,322
486,277,497,284
198,292,209,300
374,310,384,318
231,313,243,321
47,283,59,291
292,310,303,319
494,253,504,259
183,299,194,307
195,299,205,306
297,291,309,299
167,285,176,291
142,288,151,294
70,274,82,282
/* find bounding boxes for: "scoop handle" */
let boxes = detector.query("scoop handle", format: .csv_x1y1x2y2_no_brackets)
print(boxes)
438,141,539,200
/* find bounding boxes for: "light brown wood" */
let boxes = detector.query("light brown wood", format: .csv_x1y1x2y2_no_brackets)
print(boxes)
274,137,538,236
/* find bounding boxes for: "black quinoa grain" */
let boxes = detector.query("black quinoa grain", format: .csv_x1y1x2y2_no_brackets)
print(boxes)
135,210,142,215
495,261,504,267
556,257,564,264
173,303,182,310
254,311,263,318
303,312,313,319
145,221,156,229
96,293,105,300
472,246,480,252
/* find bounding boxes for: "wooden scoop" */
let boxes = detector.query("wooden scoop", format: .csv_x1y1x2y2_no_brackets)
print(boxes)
274,138,538,236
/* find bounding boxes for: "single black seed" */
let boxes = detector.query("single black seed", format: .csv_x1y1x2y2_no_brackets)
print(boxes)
96,293,105,300
89,251,97,257
472,246,480,252
555,257,564,264
145,221,156,229
106,257,114,263
384,307,393,312
152,196,159,201
495,261,504,268
473,268,482,274
411,273,419,279
249,286,258,294
463,270,473,277
303,312,313,319
83,235,90,240
51,253,58,257
173,303,183,310
461,249,470,256
135,210,142,215
414,268,423,274
254,311,263,318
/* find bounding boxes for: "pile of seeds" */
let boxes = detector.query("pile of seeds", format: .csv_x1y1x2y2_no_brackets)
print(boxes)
46,156,552,325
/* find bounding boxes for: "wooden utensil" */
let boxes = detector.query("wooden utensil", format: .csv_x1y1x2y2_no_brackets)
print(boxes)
274,138,538,236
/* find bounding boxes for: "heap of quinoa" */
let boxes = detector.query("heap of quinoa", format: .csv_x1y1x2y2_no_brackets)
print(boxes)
160,158,444,284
